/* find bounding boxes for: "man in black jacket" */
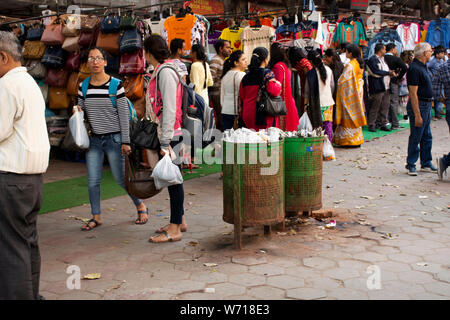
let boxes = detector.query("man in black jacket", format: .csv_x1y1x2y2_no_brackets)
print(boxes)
367,43,398,132
384,43,408,129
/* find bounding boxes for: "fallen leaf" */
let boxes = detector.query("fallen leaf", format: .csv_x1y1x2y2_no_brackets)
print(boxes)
289,229,297,235
277,232,287,236
106,280,126,292
83,273,101,280
334,199,345,204
419,196,429,199
360,196,375,200
204,263,218,267
355,205,366,209
108,208,116,212
188,192,197,195
187,241,198,247
416,262,428,267
400,193,407,196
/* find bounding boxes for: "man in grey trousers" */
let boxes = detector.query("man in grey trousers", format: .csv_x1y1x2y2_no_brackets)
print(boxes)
0,31,50,299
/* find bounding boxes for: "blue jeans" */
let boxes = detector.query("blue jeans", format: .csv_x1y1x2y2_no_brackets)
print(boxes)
406,101,433,169
86,133,142,215
446,99,450,129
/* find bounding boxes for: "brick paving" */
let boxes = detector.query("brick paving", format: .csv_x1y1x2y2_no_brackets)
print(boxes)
38,120,450,300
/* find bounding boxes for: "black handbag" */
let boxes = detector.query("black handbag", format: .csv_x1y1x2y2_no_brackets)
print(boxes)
41,45,67,69
119,12,138,30
257,68,287,117
130,118,160,150
101,14,121,33
27,24,44,41
119,29,142,53
105,54,120,74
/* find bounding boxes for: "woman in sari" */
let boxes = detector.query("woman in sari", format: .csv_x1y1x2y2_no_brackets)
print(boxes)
333,44,367,147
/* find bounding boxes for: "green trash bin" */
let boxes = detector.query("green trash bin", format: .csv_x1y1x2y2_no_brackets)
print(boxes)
284,136,324,215
222,141,285,248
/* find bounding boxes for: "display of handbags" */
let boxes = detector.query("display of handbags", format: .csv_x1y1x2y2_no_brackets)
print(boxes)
22,40,46,59
119,12,138,30
62,36,81,52
119,49,145,74
65,51,81,71
101,14,121,33
78,30,98,47
80,16,99,33
36,78,49,103
66,72,81,96
26,59,47,79
62,16,81,37
119,29,142,53
78,63,91,81
49,87,70,109
41,20,66,45
105,54,120,74
96,32,120,54
41,45,67,69
45,68,69,88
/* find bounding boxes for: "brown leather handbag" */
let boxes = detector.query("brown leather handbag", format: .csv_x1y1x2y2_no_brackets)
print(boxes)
123,74,144,101
78,30,97,47
23,40,46,59
41,20,65,45
96,32,120,54
66,72,81,96
132,96,145,119
125,153,161,199
119,49,145,74
62,36,80,52
80,16,99,33
45,68,69,88
49,87,70,109
78,63,91,81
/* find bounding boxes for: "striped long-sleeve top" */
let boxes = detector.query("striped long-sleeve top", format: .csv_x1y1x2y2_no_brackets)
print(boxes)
77,77,130,144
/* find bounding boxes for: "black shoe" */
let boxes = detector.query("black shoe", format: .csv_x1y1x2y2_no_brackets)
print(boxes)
391,125,404,130
403,115,408,120
368,126,376,132
380,125,392,132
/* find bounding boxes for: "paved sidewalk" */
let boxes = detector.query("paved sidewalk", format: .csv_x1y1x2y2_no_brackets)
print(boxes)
38,120,450,300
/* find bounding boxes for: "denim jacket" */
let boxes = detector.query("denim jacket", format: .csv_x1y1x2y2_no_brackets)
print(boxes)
425,18,450,49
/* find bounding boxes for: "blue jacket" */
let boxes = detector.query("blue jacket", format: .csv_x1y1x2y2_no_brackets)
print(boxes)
426,18,450,49
367,55,390,94
368,29,403,59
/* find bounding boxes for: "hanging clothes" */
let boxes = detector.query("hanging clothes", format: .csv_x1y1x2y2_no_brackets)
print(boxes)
294,38,320,52
163,14,198,51
396,23,421,51
241,25,276,64
297,20,318,39
321,21,337,50
149,18,166,35
420,21,430,43
332,20,366,48
219,27,244,52
275,24,299,47
194,15,211,55
425,18,450,49
368,28,403,59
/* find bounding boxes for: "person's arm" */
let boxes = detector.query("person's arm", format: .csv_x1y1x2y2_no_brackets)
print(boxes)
115,84,131,146
0,84,19,143
207,63,214,87
272,64,284,97
190,63,202,93
367,56,390,77
408,85,422,127
396,58,408,82
158,67,179,150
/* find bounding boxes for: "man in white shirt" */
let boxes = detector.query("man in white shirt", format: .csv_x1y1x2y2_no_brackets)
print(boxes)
0,31,50,299
339,42,350,65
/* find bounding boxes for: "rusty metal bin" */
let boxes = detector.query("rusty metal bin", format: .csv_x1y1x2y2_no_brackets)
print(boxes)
222,141,285,248
284,136,324,215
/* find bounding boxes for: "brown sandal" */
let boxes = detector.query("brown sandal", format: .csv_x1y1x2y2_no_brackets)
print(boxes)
156,224,187,233
149,231,182,243
81,219,102,231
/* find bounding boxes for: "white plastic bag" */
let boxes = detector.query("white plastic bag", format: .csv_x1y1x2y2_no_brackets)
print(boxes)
68,110,89,149
151,153,183,190
298,112,313,132
323,135,336,161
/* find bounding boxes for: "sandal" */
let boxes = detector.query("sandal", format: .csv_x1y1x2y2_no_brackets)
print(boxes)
135,208,149,225
81,219,102,231
156,224,187,233
149,230,182,243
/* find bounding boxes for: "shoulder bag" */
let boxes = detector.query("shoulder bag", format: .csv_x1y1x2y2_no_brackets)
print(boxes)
96,32,120,54
101,14,121,33
125,152,161,199
119,29,142,53
45,68,69,88
23,40,46,59
119,49,145,74
41,19,65,45
49,87,70,109
26,24,44,41
26,59,47,79
123,74,144,101
41,45,67,69
257,68,287,117
119,12,138,30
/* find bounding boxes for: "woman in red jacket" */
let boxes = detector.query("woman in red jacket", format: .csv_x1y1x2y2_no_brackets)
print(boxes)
269,42,300,131
240,47,282,130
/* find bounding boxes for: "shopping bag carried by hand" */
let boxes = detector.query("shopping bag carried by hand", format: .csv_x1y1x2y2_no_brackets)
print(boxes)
323,135,336,161
68,109,89,150
151,153,183,190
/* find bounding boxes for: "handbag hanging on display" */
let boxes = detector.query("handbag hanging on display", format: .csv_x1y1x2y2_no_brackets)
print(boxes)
119,11,138,30
119,49,145,74
78,63,91,81
26,59,47,79
41,19,65,45
45,68,69,88
101,14,121,33
49,87,70,110
78,28,98,47
65,51,81,71
62,16,81,37
41,45,67,69
123,74,144,100
96,32,120,54
26,23,44,41
105,54,120,74
62,36,81,52
66,72,81,96
22,40,46,59
80,16,99,33
119,29,142,53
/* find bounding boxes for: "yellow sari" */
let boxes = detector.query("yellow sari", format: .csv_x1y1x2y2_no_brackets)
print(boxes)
333,59,367,146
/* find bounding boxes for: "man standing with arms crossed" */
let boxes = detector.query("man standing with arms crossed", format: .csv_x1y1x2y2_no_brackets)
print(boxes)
209,39,231,131
405,42,437,176
0,31,50,299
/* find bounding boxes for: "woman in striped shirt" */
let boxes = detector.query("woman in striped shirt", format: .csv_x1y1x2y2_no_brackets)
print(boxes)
75,47,148,231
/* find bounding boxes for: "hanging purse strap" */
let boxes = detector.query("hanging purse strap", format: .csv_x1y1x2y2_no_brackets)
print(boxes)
233,72,238,116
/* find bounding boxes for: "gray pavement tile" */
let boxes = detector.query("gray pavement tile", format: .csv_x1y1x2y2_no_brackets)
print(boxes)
307,278,342,290
412,292,449,300
286,288,327,300
326,288,368,300
353,252,388,263
190,271,228,284
210,283,246,297
424,282,450,297
396,271,435,284
163,279,206,295
435,272,450,283
56,290,102,300
368,289,411,300
387,253,424,264
248,264,285,276
229,274,266,287
323,268,361,281
231,254,267,266
247,286,285,300
302,257,336,270
266,275,305,290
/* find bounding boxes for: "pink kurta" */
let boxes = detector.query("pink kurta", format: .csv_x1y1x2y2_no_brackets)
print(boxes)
272,62,300,132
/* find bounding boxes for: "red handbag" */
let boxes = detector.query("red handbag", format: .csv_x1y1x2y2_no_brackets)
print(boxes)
119,49,145,74
45,68,69,88
41,20,65,45
65,51,81,71
78,28,98,47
